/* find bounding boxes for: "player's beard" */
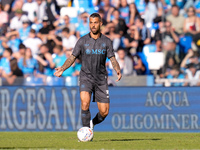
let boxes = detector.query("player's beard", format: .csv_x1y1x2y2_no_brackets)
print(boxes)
91,26,100,35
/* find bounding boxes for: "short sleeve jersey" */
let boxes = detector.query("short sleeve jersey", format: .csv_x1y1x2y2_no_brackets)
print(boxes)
72,33,115,83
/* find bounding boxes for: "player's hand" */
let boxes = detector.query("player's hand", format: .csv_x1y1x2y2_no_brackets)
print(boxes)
54,67,64,77
116,71,122,82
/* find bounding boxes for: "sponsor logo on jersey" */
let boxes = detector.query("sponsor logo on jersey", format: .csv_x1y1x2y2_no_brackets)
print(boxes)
85,49,106,55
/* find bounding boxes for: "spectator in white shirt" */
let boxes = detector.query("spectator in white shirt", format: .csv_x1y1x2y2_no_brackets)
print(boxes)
23,29,42,57
9,9,29,30
61,27,77,51
22,0,37,23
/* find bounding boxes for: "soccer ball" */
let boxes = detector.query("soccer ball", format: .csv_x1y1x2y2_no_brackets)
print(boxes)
77,127,93,142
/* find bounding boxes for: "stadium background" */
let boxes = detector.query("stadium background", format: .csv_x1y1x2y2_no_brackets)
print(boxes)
0,0,200,133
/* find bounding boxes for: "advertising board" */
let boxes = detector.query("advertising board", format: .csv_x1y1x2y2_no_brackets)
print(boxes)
0,87,199,132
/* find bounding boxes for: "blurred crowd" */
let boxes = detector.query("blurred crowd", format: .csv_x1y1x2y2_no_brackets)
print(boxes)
0,0,200,86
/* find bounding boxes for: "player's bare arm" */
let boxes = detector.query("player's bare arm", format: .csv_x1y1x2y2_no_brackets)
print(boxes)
110,56,122,82
54,55,76,77
61,55,76,70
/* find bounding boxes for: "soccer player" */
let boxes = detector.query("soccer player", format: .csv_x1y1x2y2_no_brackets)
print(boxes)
54,13,122,130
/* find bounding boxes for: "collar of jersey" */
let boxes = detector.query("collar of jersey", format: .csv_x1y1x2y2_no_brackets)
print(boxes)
88,32,102,39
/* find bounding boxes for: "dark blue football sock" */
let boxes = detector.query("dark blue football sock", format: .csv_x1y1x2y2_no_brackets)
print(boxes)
92,112,105,125
81,109,91,127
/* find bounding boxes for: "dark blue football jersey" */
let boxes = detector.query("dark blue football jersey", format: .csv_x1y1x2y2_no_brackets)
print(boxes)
72,33,115,83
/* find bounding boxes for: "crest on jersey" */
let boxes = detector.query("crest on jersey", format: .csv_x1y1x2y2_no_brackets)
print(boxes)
102,43,106,48
84,43,89,47
81,84,85,88
86,49,91,54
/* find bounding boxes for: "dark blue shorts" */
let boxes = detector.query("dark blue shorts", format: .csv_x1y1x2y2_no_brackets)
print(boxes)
79,79,110,103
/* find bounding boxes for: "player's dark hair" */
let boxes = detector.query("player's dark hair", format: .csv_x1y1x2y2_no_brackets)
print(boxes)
90,13,102,22
62,27,70,33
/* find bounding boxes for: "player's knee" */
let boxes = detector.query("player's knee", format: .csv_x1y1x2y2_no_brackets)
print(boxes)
81,102,90,110
100,109,109,118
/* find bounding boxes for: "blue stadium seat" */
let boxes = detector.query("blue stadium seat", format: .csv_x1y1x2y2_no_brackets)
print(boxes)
65,76,78,86
107,68,113,76
85,8,97,14
46,77,65,86
73,0,89,13
141,44,165,72
135,0,146,14
137,52,150,75
120,36,126,48
179,36,192,54
60,7,79,24
70,17,79,24
176,0,186,9
142,44,157,58
152,23,159,30
24,77,44,86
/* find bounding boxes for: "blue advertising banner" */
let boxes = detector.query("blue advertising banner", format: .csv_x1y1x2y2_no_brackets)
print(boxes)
0,86,200,132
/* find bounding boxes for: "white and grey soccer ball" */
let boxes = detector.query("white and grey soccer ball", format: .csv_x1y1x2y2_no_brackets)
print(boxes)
77,127,93,142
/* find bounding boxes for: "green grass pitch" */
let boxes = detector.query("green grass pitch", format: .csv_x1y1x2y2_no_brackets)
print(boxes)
0,132,200,149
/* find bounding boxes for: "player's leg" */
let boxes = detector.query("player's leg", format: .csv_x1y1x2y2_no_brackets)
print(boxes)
92,102,109,126
80,91,91,127
91,83,110,128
